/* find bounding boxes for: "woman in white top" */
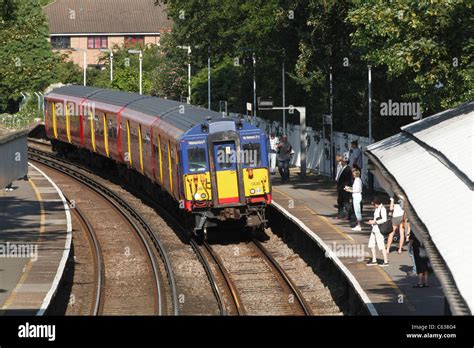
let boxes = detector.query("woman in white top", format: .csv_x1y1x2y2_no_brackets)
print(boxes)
386,195,406,254
367,196,389,267
344,169,363,231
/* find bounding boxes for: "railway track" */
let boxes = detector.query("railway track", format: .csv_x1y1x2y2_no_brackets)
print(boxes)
69,204,104,315
28,141,314,316
205,239,313,316
29,148,179,315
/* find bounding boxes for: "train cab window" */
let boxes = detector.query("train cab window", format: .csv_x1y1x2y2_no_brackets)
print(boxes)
216,145,235,169
242,143,262,167
188,147,207,172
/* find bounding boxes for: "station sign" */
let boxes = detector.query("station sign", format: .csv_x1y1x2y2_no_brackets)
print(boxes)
258,97,273,110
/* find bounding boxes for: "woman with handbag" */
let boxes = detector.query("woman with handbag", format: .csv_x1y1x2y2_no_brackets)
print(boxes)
366,196,389,267
386,195,406,254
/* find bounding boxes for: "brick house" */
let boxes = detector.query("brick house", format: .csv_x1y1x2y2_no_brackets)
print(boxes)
43,0,173,68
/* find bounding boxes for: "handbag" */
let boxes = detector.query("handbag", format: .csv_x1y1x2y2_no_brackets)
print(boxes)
376,207,392,236
419,246,428,258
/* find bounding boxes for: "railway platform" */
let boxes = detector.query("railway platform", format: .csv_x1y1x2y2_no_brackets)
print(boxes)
0,163,71,315
270,169,445,315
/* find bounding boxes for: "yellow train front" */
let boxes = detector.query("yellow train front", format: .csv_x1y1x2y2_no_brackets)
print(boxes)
181,117,271,237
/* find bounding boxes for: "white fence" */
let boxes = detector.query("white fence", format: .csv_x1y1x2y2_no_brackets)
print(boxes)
237,114,381,190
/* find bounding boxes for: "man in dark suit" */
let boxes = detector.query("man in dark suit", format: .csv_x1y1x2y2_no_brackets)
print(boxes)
336,153,353,219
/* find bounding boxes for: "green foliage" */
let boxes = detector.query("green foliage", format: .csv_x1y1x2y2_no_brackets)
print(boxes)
191,57,240,110
149,33,188,100
159,0,472,139
0,0,82,113
0,99,42,130
348,0,473,113
0,0,55,112
2,0,471,140
159,0,303,115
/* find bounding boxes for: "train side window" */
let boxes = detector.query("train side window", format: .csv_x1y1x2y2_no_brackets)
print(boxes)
187,147,207,172
108,119,114,139
242,142,262,167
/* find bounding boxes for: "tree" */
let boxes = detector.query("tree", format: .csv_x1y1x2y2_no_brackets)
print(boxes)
149,33,188,100
158,0,304,115
191,57,240,110
348,0,473,114
0,0,81,113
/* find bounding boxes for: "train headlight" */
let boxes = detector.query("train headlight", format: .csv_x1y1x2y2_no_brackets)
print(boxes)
194,193,201,200
201,193,207,199
250,188,255,195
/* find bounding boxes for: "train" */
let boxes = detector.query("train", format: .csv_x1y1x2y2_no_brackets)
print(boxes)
43,85,271,239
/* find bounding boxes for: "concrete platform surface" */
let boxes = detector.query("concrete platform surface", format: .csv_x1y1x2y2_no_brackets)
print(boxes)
0,163,71,315
270,169,445,315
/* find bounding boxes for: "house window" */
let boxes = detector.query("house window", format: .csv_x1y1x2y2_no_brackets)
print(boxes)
125,35,145,47
51,36,71,49
87,36,108,49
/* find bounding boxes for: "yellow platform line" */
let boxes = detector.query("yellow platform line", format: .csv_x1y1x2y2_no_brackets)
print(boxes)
0,178,45,314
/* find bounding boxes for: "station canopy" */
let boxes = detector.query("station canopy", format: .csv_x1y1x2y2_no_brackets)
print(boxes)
365,102,473,315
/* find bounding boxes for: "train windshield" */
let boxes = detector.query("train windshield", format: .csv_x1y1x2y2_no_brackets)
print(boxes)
187,147,207,172
241,142,262,167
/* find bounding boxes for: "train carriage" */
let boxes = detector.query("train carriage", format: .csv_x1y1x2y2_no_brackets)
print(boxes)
44,85,271,238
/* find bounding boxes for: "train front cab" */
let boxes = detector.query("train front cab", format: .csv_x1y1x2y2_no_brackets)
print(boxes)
181,119,271,236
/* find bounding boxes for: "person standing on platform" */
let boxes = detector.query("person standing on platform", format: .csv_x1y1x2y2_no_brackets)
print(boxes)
349,140,363,170
277,135,292,184
410,234,430,287
345,169,363,231
386,195,406,254
366,196,389,266
336,153,352,219
267,132,279,175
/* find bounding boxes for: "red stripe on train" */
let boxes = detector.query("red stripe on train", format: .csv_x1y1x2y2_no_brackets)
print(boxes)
217,197,240,204
117,106,126,161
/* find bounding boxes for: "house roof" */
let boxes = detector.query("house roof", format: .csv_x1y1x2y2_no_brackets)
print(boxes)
365,102,474,315
43,0,173,35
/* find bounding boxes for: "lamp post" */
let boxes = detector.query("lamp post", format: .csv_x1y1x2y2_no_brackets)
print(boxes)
329,66,334,178
177,45,192,104
252,52,257,117
282,58,286,135
208,47,211,110
128,49,143,94
100,48,114,82
367,64,374,193
368,65,372,144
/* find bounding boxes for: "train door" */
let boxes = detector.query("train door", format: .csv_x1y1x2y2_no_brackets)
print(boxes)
212,141,240,205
